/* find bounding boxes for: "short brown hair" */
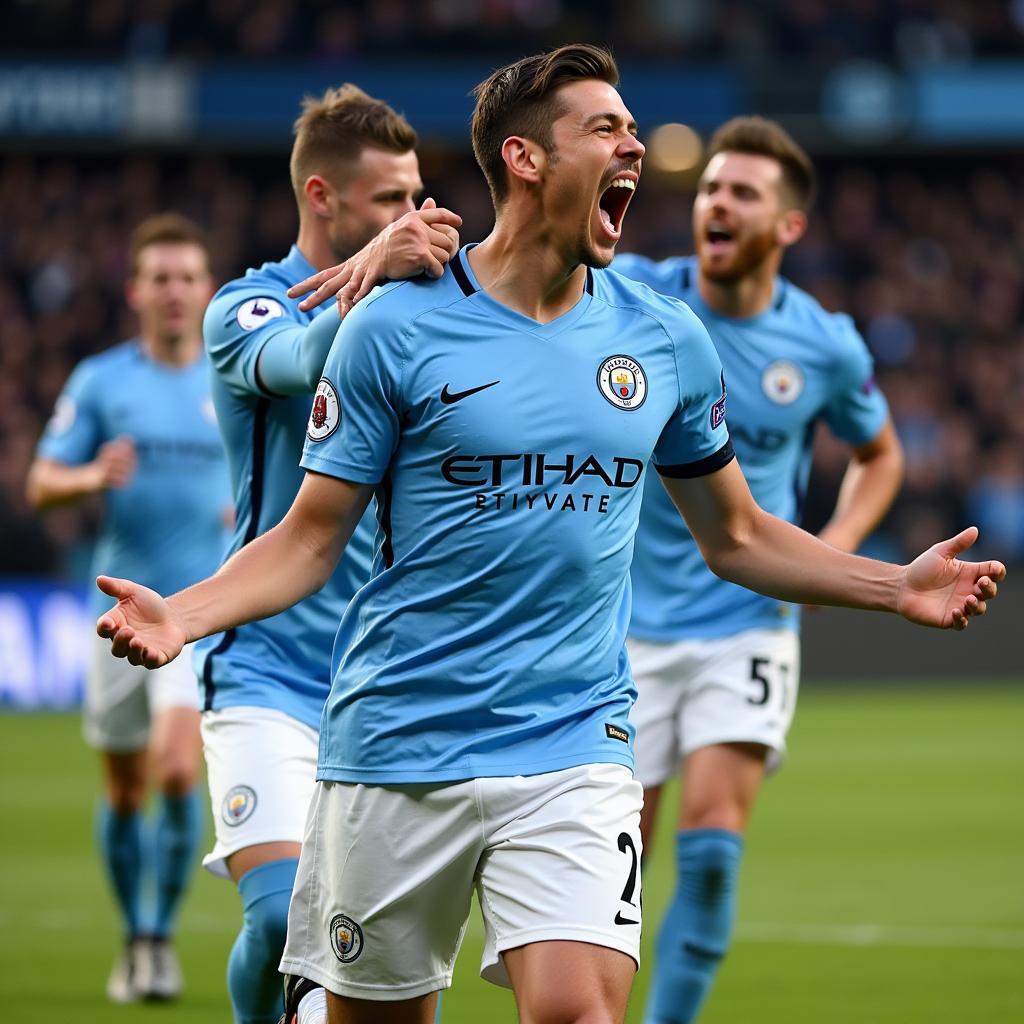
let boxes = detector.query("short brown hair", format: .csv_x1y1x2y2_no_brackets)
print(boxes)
471,44,620,206
129,213,209,275
290,84,417,199
706,116,817,211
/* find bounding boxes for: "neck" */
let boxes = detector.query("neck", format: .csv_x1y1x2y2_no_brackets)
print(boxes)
141,332,201,367
696,254,780,319
468,206,588,324
295,214,344,273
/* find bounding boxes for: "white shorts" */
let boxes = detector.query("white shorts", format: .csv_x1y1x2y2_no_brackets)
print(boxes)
280,762,643,1000
83,633,199,752
201,705,319,878
627,628,800,789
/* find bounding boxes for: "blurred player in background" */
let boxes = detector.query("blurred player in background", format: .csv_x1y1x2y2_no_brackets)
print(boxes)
194,84,459,1024
25,214,229,1003
94,45,1002,1024
614,117,905,1024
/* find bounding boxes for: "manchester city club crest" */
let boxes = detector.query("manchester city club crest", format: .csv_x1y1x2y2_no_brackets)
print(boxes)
597,354,648,411
761,360,805,405
307,377,341,441
222,785,257,827
329,913,364,963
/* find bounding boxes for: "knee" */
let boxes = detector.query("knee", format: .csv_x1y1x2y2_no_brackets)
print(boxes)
681,801,746,833
108,779,146,815
156,760,198,798
242,888,291,951
524,1006,617,1024
153,744,199,797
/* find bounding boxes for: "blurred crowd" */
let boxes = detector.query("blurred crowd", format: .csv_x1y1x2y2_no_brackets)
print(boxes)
7,0,1024,65
1,145,1022,580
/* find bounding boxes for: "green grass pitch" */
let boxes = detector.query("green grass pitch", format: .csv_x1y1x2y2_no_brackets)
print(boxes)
2,684,1022,1022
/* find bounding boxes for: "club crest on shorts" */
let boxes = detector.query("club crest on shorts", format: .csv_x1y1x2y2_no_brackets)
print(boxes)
236,296,284,331
307,377,341,441
761,360,804,405
222,785,257,826
598,354,647,411
329,914,364,963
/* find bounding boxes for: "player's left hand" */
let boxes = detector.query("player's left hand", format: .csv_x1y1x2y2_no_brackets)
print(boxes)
288,198,462,317
896,527,1005,630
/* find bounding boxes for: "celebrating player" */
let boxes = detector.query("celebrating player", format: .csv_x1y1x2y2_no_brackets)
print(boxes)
26,214,229,1003
192,85,458,1024
96,46,1002,1024
614,117,906,1024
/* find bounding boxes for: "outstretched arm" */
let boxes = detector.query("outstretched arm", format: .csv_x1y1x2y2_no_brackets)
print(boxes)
662,460,1003,630
96,472,373,667
818,418,904,553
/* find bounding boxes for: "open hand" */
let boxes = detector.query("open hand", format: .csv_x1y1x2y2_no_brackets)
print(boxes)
96,575,188,668
288,198,462,317
896,527,1005,630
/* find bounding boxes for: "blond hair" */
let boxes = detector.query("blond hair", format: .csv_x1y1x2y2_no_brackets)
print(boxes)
129,213,209,275
289,84,417,200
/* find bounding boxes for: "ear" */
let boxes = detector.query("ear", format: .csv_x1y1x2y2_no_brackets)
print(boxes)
303,174,334,218
777,207,807,248
500,135,545,191
124,278,139,313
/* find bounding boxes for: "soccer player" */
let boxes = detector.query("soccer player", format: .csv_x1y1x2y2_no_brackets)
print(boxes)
613,117,905,1024
95,46,1003,1024
26,214,228,1002
193,85,459,1024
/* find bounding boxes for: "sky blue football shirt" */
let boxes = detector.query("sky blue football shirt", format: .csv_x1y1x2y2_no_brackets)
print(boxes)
38,341,230,618
614,253,890,641
194,246,376,729
301,245,733,784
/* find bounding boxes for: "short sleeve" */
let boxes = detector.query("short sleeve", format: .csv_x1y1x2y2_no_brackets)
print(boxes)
822,314,889,446
300,295,405,485
652,305,735,478
203,289,303,398
37,361,104,465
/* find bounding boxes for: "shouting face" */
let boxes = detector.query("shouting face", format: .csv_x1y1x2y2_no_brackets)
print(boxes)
693,150,803,283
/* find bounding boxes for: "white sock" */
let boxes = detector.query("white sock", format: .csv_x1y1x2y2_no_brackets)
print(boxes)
296,985,328,1024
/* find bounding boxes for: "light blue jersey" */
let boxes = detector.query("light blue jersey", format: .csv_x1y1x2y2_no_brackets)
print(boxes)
38,341,230,618
301,246,733,784
194,246,375,729
614,253,889,641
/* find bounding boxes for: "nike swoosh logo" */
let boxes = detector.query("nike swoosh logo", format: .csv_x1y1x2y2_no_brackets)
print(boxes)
440,380,500,405
614,912,639,926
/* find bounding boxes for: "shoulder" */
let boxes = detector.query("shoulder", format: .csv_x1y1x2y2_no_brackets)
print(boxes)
611,252,695,298
68,340,142,391
343,267,473,338
779,281,864,350
593,266,707,341
207,268,294,320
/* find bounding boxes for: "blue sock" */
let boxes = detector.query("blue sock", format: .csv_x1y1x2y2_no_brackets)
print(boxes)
96,801,145,939
645,828,745,1024
152,788,202,938
227,858,299,1024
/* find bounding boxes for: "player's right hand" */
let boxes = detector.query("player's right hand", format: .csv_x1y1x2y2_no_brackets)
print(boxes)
287,198,463,316
94,435,137,490
96,576,187,669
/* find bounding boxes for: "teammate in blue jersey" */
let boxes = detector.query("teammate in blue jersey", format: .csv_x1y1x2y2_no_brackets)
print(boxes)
614,117,906,1024
192,85,459,1024
95,47,1003,1024
26,214,229,1003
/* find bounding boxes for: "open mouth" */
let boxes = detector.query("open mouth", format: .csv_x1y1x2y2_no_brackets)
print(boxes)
704,222,735,250
597,176,636,239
